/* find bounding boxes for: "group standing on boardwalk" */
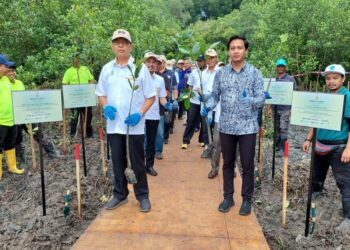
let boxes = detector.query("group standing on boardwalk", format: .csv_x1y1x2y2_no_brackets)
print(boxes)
1,27,350,233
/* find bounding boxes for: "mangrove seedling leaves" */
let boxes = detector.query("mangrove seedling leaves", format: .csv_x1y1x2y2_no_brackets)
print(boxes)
179,46,190,55
192,42,201,56
184,99,190,110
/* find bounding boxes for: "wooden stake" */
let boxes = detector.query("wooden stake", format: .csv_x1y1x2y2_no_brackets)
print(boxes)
323,85,325,93
83,107,88,139
282,141,289,228
28,124,37,170
348,81,349,90
258,127,264,182
63,109,67,155
99,128,107,182
75,144,82,219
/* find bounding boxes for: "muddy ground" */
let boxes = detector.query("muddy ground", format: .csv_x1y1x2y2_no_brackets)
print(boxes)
1,120,350,249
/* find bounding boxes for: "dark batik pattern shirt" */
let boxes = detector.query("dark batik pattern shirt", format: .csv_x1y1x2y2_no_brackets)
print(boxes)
207,62,265,135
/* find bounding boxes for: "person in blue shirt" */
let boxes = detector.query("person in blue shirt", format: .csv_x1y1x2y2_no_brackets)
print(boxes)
302,64,350,232
202,35,265,215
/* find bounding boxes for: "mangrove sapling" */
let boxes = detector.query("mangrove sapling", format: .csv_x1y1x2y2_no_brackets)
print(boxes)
124,65,139,184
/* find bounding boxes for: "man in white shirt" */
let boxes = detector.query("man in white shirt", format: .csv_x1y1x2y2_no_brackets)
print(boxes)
95,29,155,212
143,52,171,176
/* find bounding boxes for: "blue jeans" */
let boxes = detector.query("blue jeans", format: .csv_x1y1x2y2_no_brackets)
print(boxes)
155,116,164,153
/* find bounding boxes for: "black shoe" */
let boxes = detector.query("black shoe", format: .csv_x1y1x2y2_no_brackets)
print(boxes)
140,198,151,212
239,199,252,216
105,197,128,210
218,199,234,213
147,167,158,176
155,152,163,160
208,170,218,179
194,128,199,132
170,128,173,134
164,139,169,144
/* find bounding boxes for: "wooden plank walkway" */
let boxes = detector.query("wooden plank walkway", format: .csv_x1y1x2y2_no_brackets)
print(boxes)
72,119,269,250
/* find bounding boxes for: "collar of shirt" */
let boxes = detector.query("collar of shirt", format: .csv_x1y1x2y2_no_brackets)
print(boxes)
230,61,247,74
113,56,135,69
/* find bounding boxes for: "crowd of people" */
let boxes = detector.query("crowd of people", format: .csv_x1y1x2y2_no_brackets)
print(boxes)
1,27,350,232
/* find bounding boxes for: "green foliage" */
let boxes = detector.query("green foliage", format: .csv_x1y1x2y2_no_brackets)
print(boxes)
0,0,181,86
182,0,350,89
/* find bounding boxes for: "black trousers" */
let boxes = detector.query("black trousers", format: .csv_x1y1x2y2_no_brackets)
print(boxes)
70,107,93,137
220,133,256,200
108,133,149,201
145,119,159,169
178,101,185,119
0,125,17,152
183,103,208,144
313,147,350,199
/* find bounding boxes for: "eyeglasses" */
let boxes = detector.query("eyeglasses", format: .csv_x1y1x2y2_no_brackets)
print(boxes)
112,40,130,46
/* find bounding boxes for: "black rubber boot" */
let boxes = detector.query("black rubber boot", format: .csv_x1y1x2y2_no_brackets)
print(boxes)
15,144,26,164
336,198,350,232
42,138,62,159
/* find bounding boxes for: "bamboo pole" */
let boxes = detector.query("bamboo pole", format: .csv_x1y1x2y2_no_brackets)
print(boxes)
282,140,289,228
99,128,107,182
258,127,264,182
75,144,81,219
28,124,37,170
63,109,67,155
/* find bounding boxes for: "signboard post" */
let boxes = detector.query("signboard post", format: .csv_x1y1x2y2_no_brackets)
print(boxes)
12,89,63,216
290,91,345,237
263,79,294,179
62,84,97,177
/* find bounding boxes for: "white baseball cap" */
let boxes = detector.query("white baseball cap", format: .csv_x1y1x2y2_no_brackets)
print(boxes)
322,64,346,76
144,52,158,61
111,29,132,43
205,48,218,57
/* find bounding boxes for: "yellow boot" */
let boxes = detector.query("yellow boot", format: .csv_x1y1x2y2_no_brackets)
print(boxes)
4,149,24,175
0,153,3,179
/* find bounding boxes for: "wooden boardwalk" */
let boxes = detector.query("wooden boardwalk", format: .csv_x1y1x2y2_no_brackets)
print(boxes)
72,120,269,250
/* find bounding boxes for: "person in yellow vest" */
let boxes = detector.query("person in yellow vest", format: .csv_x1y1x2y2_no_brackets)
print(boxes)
62,55,96,138
0,54,25,179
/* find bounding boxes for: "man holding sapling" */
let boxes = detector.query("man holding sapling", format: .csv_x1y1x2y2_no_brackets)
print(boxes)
181,55,208,150
143,52,171,176
62,54,96,138
95,29,155,212
302,64,350,232
201,35,265,215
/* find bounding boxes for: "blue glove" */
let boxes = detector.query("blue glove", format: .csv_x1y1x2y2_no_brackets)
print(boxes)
165,102,173,111
199,94,211,102
124,112,142,127
240,91,254,109
264,91,272,99
200,106,211,117
208,111,213,125
103,105,117,120
172,100,179,110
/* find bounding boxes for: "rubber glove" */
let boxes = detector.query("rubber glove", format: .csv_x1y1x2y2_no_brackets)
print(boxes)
199,94,211,102
207,111,214,125
240,90,254,108
264,91,272,99
103,105,117,120
124,112,142,127
172,100,179,110
200,106,212,117
165,102,173,111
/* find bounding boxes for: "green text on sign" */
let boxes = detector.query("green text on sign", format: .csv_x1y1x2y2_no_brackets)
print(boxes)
290,91,344,131
263,78,294,105
12,90,63,124
62,84,97,109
